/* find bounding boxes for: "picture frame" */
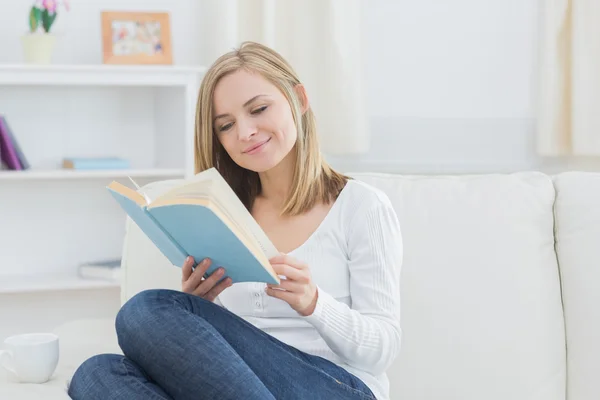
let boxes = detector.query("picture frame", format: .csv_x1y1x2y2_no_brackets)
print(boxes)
101,11,173,65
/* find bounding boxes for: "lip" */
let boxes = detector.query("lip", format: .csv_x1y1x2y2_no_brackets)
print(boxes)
243,138,271,154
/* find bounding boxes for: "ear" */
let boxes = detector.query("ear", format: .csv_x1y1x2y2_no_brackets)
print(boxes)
293,84,310,115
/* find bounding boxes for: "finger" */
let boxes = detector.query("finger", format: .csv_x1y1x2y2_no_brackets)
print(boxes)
265,286,296,303
269,254,306,269
203,266,226,289
183,258,211,293
181,256,194,282
193,266,225,297
270,264,308,283
267,279,303,293
204,277,233,302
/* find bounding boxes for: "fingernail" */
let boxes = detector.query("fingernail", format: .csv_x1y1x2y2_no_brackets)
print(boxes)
217,268,224,275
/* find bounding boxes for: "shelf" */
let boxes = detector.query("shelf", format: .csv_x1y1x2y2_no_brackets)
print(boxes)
0,64,206,87
0,168,185,180
0,274,120,294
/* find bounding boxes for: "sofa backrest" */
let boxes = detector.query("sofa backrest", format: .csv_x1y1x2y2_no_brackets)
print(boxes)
553,172,600,400
349,172,565,400
120,172,566,400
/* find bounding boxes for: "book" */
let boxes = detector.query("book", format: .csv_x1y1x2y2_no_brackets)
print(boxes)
0,116,30,170
78,258,121,281
106,168,281,285
63,157,130,170
0,117,23,170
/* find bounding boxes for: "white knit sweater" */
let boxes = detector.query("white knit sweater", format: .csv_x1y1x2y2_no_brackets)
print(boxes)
216,179,403,400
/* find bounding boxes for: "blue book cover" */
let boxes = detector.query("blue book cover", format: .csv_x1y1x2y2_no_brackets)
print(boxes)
106,176,280,285
63,157,130,170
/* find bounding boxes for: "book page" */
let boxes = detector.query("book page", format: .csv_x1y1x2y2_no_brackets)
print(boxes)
154,168,280,259
128,176,152,204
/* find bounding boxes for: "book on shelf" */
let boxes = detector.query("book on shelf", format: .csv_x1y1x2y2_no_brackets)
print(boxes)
0,115,30,170
62,157,130,170
78,258,121,282
106,167,281,285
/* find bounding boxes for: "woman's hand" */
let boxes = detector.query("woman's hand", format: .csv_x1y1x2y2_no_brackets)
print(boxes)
182,256,232,302
265,254,318,316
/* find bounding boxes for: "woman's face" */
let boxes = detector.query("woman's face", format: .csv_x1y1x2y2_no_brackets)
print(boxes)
212,69,298,173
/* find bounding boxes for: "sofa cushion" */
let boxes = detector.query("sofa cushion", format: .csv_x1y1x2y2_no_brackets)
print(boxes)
349,172,565,400
553,172,600,400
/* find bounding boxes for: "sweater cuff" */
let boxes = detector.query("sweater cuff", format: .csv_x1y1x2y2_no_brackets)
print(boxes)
302,285,335,327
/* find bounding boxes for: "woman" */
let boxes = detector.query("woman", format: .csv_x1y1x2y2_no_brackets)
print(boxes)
68,41,402,400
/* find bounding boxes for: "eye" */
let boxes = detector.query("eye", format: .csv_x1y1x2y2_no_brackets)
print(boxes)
251,105,268,115
218,122,234,132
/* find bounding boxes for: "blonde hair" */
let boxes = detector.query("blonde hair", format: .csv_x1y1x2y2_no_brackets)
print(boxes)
194,41,348,216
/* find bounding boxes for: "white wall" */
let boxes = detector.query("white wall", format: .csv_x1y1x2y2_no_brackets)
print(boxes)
331,0,600,174
1,0,598,174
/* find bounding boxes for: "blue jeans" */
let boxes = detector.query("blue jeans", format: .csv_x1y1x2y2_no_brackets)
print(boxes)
68,289,376,400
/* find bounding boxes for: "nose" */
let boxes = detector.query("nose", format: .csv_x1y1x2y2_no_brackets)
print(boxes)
236,118,257,141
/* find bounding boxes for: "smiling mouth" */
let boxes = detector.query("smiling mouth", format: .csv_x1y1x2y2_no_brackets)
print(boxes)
243,138,271,154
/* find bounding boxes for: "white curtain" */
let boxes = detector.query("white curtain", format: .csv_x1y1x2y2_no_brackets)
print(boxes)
198,0,369,155
537,0,600,155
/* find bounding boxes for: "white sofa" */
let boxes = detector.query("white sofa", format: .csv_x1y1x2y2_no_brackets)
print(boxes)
1,171,599,400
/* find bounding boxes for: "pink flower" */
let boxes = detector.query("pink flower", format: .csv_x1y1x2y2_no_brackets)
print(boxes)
42,0,57,14
63,0,70,11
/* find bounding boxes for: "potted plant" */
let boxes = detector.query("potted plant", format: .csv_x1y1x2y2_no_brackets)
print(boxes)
21,0,70,64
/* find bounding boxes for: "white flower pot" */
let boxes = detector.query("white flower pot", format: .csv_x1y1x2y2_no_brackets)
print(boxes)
21,33,56,64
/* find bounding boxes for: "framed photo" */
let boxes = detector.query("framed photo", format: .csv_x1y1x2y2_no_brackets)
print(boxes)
101,11,173,65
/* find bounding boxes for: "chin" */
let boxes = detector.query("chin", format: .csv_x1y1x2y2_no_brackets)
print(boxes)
242,160,279,173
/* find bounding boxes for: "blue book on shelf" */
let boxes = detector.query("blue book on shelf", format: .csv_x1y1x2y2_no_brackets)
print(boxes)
63,157,130,170
106,168,281,285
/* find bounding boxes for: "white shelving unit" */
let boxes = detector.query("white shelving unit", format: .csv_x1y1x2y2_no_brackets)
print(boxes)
0,64,205,87
0,64,205,339
0,274,121,295
0,168,185,180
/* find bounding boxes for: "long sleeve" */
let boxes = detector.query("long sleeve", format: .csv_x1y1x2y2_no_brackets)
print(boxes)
302,193,403,375
214,295,225,308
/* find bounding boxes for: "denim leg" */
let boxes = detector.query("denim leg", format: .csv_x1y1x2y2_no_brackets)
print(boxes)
116,289,275,400
67,354,171,400
117,289,375,400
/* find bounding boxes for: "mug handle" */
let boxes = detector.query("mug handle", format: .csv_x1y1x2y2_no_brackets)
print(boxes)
0,350,16,375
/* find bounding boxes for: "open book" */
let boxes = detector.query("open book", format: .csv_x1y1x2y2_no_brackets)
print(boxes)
106,168,281,285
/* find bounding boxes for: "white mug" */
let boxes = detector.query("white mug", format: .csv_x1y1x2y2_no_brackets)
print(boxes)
0,333,59,384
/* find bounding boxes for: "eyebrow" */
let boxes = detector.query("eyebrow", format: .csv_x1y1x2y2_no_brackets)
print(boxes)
213,94,269,121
